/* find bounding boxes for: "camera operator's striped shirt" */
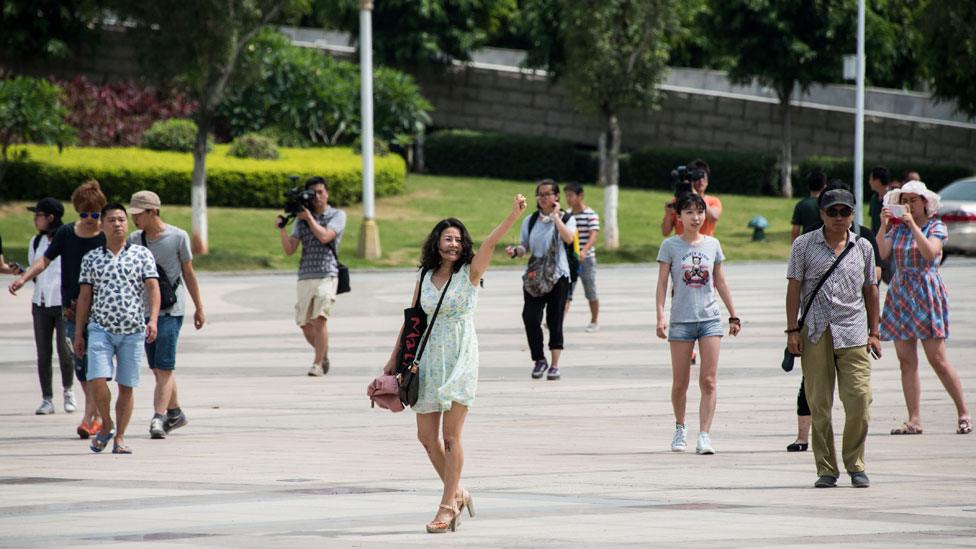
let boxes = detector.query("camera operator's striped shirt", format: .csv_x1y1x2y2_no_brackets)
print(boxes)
573,207,600,257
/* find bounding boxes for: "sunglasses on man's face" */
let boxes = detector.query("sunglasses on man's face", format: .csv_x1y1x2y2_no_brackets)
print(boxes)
79,212,101,219
824,207,853,218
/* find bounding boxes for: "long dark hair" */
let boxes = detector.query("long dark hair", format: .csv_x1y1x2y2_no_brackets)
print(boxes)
419,218,474,273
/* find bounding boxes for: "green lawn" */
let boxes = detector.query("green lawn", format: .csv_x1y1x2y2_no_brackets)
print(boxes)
0,174,798,270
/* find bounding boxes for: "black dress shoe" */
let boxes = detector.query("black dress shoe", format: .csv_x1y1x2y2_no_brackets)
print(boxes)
786,441,809,452
814,475,838,488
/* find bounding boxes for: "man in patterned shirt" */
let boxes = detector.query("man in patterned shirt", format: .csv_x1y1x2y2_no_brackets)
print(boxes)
73,203,160,454
785,188,881,489
276,176,346,376
563,182,601,332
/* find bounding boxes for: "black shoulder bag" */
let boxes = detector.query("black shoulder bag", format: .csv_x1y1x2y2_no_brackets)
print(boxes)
782,239,858,372
141,232,181,310
327,239,350,294
398,270,453,407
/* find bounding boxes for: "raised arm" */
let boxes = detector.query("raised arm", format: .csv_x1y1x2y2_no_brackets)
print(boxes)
661,203,676,237
471,195,527,285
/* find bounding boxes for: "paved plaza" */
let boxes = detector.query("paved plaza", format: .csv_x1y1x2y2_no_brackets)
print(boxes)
1,260,975,547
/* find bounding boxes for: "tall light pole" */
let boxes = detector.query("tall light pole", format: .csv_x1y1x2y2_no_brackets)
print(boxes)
853,0,866,228
357,0,381,259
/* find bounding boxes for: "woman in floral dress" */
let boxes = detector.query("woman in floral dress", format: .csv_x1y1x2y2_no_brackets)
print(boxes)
878,180,971,435
383,194,527,533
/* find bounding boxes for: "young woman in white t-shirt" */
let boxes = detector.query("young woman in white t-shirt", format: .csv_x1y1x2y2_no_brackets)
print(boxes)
655,192,740,455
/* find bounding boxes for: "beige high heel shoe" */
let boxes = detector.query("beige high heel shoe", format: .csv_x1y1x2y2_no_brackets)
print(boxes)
426,504,460,533
457,489,476,518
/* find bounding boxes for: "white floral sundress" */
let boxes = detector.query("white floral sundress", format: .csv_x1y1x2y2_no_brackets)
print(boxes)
414,263,479,414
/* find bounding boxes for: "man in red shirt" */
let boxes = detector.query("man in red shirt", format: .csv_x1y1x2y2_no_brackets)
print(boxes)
661,159,723,237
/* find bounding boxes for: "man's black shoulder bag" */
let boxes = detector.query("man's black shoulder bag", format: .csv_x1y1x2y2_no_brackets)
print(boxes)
782,238,859,372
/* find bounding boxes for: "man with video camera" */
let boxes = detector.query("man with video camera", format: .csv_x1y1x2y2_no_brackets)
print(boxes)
660,159,723,237
276,176,347,376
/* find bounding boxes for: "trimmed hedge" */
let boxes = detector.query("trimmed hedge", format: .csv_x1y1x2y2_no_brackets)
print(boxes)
2,145,406,207
798,156,973,192
427,129,776,195
425,130,577,181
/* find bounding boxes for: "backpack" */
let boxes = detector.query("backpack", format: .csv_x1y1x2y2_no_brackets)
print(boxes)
140,231,181,310
528,211,580,284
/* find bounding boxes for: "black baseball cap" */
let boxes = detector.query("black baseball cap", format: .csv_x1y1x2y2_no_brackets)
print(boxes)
27,197,65,217
819,189,855,210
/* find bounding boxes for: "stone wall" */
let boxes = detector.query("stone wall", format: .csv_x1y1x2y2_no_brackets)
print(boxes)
415,65,976,169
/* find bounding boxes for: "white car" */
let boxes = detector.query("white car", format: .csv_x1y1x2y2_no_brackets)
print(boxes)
940,177,976,256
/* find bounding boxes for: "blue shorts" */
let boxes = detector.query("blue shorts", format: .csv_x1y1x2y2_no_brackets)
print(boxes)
146,315,184,370
65,319,88,383
668,319,724,342
86,322,144,387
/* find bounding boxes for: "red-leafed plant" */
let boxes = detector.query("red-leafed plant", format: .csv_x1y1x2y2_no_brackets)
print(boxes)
55,76,198,146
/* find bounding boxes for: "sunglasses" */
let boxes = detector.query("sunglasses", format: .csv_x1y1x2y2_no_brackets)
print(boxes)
824,207,853,218
79,212,101,219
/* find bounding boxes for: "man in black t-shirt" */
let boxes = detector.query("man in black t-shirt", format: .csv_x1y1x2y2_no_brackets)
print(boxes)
791,171,828,241
9,181,107,439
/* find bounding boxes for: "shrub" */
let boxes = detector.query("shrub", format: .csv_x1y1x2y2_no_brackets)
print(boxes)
227,133,279,160
3,145,406,207
425,129,577,181
57,76,197,147
142,119,211,153
218,30,431,146
799,156,973,192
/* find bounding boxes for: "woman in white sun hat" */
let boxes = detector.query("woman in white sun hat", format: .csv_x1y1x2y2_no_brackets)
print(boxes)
877,180,971,435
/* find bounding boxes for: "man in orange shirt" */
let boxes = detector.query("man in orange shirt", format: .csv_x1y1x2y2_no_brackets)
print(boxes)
661,159,723,237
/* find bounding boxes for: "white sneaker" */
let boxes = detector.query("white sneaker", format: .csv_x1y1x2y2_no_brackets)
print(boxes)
63,388,77,413
307,362,324,377
149,416,167,439
671,424,688,452
696,432,715,455
585,323,599,333
36,399,55,415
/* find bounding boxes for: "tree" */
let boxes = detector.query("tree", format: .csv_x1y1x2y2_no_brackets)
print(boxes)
523,0,679,249
309,0,516,69
0,77,74,188
919,0,976,118
706,0,856,197
0,0,102,74
114,1,310,253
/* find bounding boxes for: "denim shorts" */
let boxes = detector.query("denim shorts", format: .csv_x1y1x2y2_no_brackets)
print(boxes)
668,318,724,341
146,315,184,370
86,322,145,387
64,319,88,383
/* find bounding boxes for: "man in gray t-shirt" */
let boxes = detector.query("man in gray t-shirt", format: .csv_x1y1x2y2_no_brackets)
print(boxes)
277,176,346,376
129,191,206,439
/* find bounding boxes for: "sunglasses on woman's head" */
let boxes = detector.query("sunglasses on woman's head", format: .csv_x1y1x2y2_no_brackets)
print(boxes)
824,207,853,218
79,212,101,219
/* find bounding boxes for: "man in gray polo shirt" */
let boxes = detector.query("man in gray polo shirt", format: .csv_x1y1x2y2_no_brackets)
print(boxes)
129,191,206,439
276,176,346,376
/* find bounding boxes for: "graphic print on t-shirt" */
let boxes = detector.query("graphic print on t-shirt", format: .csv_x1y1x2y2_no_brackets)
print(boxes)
681,252,711,287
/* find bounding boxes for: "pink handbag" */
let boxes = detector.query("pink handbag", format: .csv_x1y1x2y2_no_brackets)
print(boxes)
367,374,404,413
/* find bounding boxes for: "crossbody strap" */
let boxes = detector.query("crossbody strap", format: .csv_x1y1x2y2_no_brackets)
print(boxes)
798,238,858,328
413,271,453,366
140,231,181,288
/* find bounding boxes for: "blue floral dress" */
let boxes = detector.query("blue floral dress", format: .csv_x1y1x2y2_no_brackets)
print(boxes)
414,264,480,414
880,219,949,340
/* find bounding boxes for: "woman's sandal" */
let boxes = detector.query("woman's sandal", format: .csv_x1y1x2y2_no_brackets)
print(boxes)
786,441,808,452
457,489,476,518
958,417,973,435
890,422,923,435
426,504,460,534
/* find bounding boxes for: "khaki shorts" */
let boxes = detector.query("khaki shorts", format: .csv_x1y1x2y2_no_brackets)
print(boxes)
295,277,338,326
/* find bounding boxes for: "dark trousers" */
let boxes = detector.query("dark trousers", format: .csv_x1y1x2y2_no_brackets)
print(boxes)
797,377,811,416
522,277,570,361
33,304,73,398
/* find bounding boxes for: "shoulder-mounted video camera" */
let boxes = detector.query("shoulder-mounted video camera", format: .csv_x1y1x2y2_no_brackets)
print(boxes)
276,175,316,228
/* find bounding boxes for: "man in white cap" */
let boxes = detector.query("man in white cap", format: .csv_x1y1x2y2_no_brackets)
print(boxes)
128,191,206,439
